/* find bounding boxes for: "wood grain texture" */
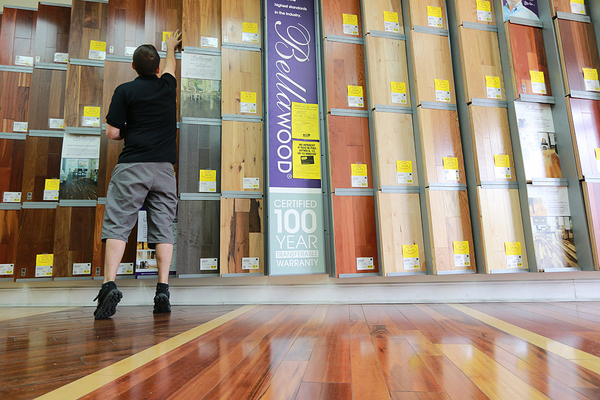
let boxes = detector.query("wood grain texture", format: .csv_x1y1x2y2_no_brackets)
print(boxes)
555,18,600,95
0,7,36,66
15,208,56,279
0,71,32,133
222,0,260,46
469,105,516,184
221,121,263,192
182,0,220,49
178,123,221,194
53,206,95,278
327,115,372,190
582,182,600,270
506,22,552,99
20,136,62,202
365,35,411,108
457,26,505,102
176,200,221,276
28,68,67,130
220,197,264,275
567,98,600,179
332,194,379,276
410,31,455,106
324,40,367,111
321,0,362,38
477,188,527,273
221,48,262,116
145,0,182,50
68,0,108,60
361,0,403,35
426,189,475,274
0,210,19,280
0,137,25,196
106,0,145,57
373,111,418,188
453,0,496,26
407,0,447,30
376,192,426,275
64,64,104,128
550,0,588,16
34,3,71,64
418,108,466,185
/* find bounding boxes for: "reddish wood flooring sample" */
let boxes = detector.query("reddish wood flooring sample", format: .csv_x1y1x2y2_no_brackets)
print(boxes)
222,0,260,47
20,135,62,202
64,64,104,128
0,209,19,280
106,0,146,57
407,0,447,30
453,0,497,26
332,195,379,276
183,0,220,49
567,98,600,179
0,6,36,66
145,0,182,51
34,3,71,64
92,203,105,277
0,71,32,133
327,115,372,190
28,68,67,130
324,40,367,111
321,0,362,38
0,136,26,196
361,0,403,35
68,0,108,60
583,182,600,270
506,22,552,99
15,208,56,279
53,206,96,278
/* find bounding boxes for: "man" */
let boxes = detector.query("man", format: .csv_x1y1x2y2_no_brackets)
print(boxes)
503,0,540,22
93,30,182,320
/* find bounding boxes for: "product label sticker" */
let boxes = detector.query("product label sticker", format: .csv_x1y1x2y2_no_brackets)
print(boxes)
293,141,321,180
292,102,319,140
476,0,493,22
117,263,134,275
347,85,364,107
73,263,91,275
35,266,53,277
435,79,451,102
583,68,600,91
82,106,101,127
343,13,359,35
383,11,400,33
124,46,137,56
161,32,171,51
243,177,260,189
494,154,512,179
571,0,586,14
240,91,257,113
48,118,64,129
36,254,54,277
199,170,217,192
390,81,407,104
200,258,218,271
242,22,259,43
89,40,106,60
486,76,502,99
351,163,368,187
3,192,21,202
396,160,413,184
201,37,219,48
453,241,471,267
427,6,443,27
595,148,600,172
402,244,420,270
356,257,375,270
505,242,523,268
13,121,28,132
44,179,60,201
54,52,69,63
0,264,14,275
530,71,547,95
242,257,260,270
443,157,460,181
15,55,34,66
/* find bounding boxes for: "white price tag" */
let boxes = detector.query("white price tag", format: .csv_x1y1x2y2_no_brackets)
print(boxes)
15,55,34,66
391,92,407,105
531,81,547,95
200,258,218,271
43,190,59,201
444,169,459,181
242,32,259,43
351,175,368,187
117,263,134,275
243,177,260,189
13,122,28,132
571,1,586,14
88,49,106,60
73,263,91,275
396,172,413,184
3,192,21,202
0,264,14,275
35,266,53,277
53,53,69,63
199,181,217,192
125,47,137,56
81,116,100,127
49,118,64,129
506,254,523,268
201,37,219,48
495,166,512,179
242,257,260,270
356,257,375,270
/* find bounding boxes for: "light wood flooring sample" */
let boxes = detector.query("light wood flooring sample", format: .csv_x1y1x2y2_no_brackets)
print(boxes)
221,48,262,116
453,0,496,26
183,0,221,49
221,121,263,192
407,0,447,30
222,0,260,47
324,40,367,111
361,0,404,35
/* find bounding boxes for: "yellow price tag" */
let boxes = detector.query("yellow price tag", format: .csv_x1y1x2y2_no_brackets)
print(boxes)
162,31,171,42
243,22,258,34
45,179,60,191
505,242,522,256
396,160,413,173
343,13,358,25
572,0,584,3
427,6,443,17
595,148,600,160
443,157,458,170
390,81,406,93
199,170,217,182
530,71,545,83
486,76,501,88
435,79,449,91
36,254,54,267
241,91,257,103
476,0,491,12
383,11,399,23
83,106,101,118
453,241,469,255
351,164,368,176
90,40,106,52
583,68,599,81
494,154,510,168
347,85,363,97
402,244,419,258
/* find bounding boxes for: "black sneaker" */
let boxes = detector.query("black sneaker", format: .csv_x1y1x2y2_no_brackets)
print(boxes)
153,284,171,313
93,281,123,320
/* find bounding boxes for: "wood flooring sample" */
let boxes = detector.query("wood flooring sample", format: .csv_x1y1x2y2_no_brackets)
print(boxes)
221,48,262,116
469,105,515,184
21,136,62,202
457,27,505,103
361,0,403,35
321,0,362,38
53,206,95,278
477,188,527,273
68,0,108,60
145,0,182,51
0,71,32,133
550,0,588,16
418,108,466,185
453,0,496,26
221,121,263,192
365,35,410,108
0,137,25,197
0,210,19,280
407,0,447,30
583,182,600,270
373,111,418,188
106,0,146,57
410,31,455,105
426,189,475,274
506,22,552,99
64,64,104,128
555,18,600,95
176,199,221,276
15,208,56,279
377,192,425,275
567,98,600,179
332,194,379,276
183,0,221,49
34,3,71,64
222,0,260,46
179,123,222,194
28,68,67,130
327,115,372,190
324,40,367,111
220,197,264,275
0,6,36,66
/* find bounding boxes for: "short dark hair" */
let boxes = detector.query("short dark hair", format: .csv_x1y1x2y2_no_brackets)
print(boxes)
133,45,160,76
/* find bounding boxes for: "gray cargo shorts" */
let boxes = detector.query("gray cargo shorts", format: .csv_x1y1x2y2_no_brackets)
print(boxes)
101,162,177,246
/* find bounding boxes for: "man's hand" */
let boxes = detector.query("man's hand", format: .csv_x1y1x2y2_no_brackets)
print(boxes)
166,29,182,52
162,29,181,78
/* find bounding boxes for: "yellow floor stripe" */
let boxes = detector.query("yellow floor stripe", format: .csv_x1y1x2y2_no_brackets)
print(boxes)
36,305,256,400
451,304,600,375
0,307,77,322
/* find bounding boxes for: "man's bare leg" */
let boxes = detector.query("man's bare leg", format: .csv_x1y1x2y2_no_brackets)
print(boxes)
94,238,127,319
154,243,173,313
103,238,127,283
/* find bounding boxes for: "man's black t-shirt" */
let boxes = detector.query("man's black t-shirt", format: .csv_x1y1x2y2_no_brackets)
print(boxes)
106,73,177,164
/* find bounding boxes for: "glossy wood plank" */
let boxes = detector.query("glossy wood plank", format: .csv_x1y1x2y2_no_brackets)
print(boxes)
106,0,145,57
567,98,600,180
328,115,372,190
0,71,32,133
321,0,362,38
418,108,466,185
0,137,26,196
53,206,95,278
407,0,447,30
15,208,56,279
0,209,19,280
221,48,262,116
222,0,260,46
145,0,182,51
0,7,36,66
332,195,379,276
28,68,67,131
68,0,108,60
34,3,71,64
550,0,588,17
453,0,496,26
425,189,475,274
182,0,220,49
519,129,563,181
20,135,62,202
583,182,600,270
410,31,455,106
324,40,367,111
220,197,264,275
178,123,221,194
365,35,411,109
285,305,330,362
506,22,552,99
377,192,426,276
221,121,263,192
477,188,528,273
361,0,403,35
64,64,104,128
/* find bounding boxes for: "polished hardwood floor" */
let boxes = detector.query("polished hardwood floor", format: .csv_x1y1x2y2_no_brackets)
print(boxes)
3,302,600,399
